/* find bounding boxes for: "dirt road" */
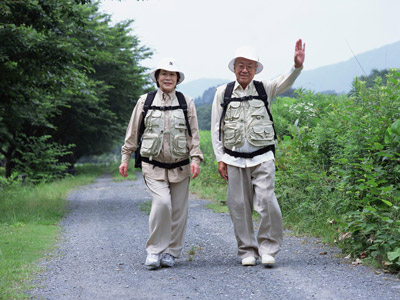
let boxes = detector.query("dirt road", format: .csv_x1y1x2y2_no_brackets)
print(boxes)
29,174,400,299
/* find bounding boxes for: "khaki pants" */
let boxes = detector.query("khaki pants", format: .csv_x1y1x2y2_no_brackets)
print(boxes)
227,160,283,259
144,176,190,258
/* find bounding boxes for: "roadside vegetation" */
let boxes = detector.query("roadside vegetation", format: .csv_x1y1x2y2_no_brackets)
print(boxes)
191,70,400,273
0,164,104,299
1,1,399,297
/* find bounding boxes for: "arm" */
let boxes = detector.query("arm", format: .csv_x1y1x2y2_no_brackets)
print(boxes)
119,96,145,177
187,98,203,179
265,39,306,101
211,85,228,181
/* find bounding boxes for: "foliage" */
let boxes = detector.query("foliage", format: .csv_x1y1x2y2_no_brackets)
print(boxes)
195,104,212,130
0,0,151,181
0,163,104,299
272,69,400,271
190,131,227,205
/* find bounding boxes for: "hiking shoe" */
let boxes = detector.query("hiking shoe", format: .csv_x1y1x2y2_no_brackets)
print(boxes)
160,253,175,267
261,254,275,266
241,256,256,266
145,253,161,269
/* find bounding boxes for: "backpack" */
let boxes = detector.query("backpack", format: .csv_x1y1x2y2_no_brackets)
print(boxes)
134,90,191,168
219,80,276,157
219,80,276,141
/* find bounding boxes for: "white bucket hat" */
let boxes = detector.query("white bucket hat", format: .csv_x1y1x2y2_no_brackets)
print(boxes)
228,46,263,74
150,57,185,85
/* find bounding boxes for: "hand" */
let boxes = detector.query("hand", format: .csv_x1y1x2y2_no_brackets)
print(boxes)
294,39,305,68
190,162,200,179
119,162,129,178
218,161,228,182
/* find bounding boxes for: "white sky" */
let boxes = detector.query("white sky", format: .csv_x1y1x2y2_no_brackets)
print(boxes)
99,0,400,82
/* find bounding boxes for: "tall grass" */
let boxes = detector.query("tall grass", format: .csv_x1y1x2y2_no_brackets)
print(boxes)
0,164,104,299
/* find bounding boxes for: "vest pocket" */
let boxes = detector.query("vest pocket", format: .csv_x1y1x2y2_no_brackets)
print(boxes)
172,135,188,158
248,121,274,147
225,102,243,121
223,123,244,149
140,134,162,158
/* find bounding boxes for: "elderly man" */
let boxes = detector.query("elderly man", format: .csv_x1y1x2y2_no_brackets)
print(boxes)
211,40,305,266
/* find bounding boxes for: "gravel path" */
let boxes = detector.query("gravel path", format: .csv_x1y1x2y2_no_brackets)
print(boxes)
29,173,400,300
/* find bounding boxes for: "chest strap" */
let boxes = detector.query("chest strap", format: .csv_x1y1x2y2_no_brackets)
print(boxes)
224,145,275,158
141,157,190,169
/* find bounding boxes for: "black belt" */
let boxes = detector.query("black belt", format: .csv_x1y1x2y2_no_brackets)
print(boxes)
141,157,190,169
224,145,275,158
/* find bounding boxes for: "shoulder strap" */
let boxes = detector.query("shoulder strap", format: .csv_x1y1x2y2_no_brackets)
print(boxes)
135,90,157,168
253,80,276,140
224,81,235,103
139,90,157,138
175,91,192,137
253,80,267,102
218,82,235,140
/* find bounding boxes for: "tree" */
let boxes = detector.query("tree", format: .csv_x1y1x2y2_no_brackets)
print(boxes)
0,0,152,179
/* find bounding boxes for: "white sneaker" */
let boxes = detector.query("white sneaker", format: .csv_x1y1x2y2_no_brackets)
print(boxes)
261,254,275,265
241,256,256,266
160,253,175,267
145,253,161,269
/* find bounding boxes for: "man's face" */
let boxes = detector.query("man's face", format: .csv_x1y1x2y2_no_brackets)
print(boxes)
157,69,178,93
234,58,257,88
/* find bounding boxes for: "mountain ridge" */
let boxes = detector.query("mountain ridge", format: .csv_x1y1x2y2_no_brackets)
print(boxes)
179,40,400,99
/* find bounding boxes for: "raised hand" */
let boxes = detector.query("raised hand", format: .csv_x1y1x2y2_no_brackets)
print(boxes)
294,39,305,68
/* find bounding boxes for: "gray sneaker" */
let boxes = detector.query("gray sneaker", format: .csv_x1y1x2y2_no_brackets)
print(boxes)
160,253,175,267
145,253,161,269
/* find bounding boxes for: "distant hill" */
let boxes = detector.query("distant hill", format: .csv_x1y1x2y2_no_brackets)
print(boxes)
179,41,400,99
177,78,229,99
294,41,400,93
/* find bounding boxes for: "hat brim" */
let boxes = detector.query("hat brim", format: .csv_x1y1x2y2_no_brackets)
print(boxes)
150,69,185,85
228,58,263,74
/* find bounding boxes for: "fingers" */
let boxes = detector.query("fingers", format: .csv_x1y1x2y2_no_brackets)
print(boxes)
295,39,304,51
218,161,228,182
119,163,128,178
191,162,200,179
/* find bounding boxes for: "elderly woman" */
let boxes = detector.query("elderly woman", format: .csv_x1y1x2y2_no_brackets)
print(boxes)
119,58,203,269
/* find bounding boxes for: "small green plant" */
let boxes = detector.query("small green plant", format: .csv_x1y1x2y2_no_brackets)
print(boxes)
186,245,203,262
139,201,152,215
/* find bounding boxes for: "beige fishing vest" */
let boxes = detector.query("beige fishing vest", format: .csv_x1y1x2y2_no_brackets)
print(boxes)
223,99,275,150
140,97,188,160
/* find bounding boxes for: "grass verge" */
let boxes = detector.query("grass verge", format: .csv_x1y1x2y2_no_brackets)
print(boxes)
0,164,104,299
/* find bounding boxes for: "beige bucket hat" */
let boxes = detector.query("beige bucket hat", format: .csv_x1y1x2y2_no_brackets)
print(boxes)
150,57,185,85
228,46,263,74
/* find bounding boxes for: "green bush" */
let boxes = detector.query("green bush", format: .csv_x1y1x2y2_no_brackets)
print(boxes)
272,69,400,271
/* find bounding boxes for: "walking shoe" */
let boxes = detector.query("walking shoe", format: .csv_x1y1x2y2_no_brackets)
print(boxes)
261,254,275,266
241,256,256,266
160,253,175,267
145,253,161,269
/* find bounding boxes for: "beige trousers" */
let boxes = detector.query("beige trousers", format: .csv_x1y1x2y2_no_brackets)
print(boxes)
227,160,283,259
144,176,190,258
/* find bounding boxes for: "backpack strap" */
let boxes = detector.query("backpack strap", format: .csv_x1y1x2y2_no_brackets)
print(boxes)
219,82,235,140
253,80,277,140
176,91,192,137
135,90,192,168
218,80,277,142
135,91,157,168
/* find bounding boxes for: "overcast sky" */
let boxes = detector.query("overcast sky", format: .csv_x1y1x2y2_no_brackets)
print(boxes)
99,0,400,83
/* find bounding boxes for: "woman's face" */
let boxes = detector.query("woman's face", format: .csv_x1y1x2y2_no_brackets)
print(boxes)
157,69,178,93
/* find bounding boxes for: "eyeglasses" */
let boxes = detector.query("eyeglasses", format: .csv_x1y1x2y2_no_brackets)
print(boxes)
235,63,257,71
